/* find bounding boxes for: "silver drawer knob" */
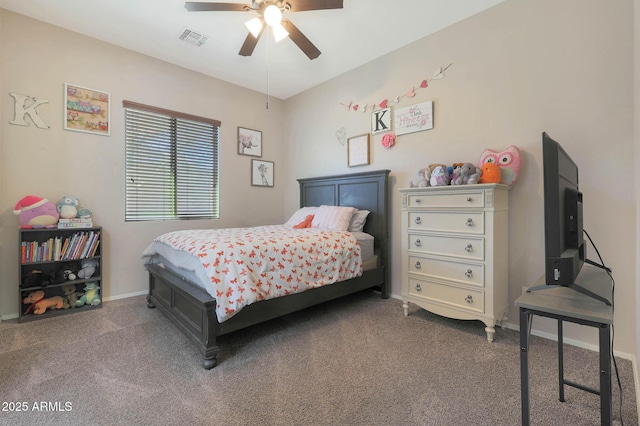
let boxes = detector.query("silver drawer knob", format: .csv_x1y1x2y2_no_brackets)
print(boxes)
414,239,422,247
415,216,422,225
465,244,473,252
465,269,473,278
414,261,421,269
415,283,422,291
415,198,421,203
466,197,472,202
466,218,474,227
465,294,473,304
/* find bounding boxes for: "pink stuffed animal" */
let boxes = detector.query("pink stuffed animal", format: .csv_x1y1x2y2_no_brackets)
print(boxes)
13,195,59,229
478,145,521,185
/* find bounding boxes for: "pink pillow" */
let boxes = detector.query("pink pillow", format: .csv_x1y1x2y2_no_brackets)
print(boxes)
311,205,356,231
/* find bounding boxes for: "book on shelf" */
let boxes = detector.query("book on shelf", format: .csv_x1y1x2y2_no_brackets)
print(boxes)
21,230,99,264
58,221,93,229
58,218,93,223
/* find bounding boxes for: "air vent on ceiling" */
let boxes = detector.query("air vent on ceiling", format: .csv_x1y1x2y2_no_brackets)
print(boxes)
178,28,208,47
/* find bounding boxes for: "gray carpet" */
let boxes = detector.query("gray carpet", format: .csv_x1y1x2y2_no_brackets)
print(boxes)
0,291,636,426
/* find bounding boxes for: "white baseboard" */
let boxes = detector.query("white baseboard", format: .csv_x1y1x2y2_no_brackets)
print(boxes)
102,290,148,302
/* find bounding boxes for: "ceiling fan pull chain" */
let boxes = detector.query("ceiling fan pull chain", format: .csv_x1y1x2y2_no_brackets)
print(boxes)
266,30,270,110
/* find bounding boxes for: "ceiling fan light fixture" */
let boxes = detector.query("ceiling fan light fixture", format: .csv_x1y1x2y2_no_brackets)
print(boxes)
245,17,263,38
263,5,282,27
272,23,289,42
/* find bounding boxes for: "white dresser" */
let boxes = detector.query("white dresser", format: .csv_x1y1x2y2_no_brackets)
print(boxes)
399,184,510,341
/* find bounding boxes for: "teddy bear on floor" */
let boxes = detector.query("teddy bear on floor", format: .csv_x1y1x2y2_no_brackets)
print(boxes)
452,162,482,185
76,282,101,307
23,290,64,315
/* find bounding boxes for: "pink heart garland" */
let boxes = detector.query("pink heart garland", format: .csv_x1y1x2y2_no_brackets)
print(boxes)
353,104,359,111
406,88,415,97
420,80,428,88
379,99,388,109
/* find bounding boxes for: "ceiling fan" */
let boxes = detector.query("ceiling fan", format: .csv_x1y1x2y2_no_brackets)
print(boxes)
185,0,343,60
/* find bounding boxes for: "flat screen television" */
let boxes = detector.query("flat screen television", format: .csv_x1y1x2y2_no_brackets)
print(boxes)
530,132,610,304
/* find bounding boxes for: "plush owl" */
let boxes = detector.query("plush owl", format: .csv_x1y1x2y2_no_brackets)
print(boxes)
478,145,521,185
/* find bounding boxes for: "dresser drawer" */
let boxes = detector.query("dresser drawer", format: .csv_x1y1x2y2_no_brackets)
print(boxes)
408,234,484,260
408,278,484,313
408,191,485,208
408,211,484,234
408,255,484,287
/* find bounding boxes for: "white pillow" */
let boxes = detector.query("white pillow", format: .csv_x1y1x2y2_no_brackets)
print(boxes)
348,210,370,232
285,207,318,227
311,205,356,231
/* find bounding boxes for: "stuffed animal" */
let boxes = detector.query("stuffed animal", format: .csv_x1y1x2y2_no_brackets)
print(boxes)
21,269,51,288
77,259,99,279
293,214,314,229
76,282,101,307
478,145,522,185
77,208,92,219
408,168,431,188
429,165,450,186
448,162,464,183
23,290,64,315
452,163,482,185
13,196,59,229
56,196,80,219
60,284,83,309
51,262,78,285
479,162,501,184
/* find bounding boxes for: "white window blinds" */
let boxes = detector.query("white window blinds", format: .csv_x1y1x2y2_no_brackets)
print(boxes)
124,101,220,221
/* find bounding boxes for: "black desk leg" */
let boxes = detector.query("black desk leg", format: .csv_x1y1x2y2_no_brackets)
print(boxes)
599,324,612,426
520,307,530,426
558,320,565,402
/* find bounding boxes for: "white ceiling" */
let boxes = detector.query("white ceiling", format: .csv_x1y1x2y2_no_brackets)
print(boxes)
0,0,504,99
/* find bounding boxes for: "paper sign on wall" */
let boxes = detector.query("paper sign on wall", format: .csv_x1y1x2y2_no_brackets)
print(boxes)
394,101,433,136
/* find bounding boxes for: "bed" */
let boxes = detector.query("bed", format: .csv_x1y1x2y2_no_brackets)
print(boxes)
143,169,390,369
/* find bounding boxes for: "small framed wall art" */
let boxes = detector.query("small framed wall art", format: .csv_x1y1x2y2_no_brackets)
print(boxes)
347,133,370,167
64,83,110,136
238,126,262,157
251,159,274,187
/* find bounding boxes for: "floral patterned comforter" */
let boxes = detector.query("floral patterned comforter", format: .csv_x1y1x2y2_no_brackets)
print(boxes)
143,225,362,322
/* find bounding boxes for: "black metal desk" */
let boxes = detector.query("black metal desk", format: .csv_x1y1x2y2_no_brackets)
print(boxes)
515,265,613,426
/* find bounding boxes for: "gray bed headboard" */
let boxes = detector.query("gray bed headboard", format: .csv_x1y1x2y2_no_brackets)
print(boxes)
297,169,390,284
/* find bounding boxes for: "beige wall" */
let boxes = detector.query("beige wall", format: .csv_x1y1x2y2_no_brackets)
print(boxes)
0,10,286,318
284,0,636,356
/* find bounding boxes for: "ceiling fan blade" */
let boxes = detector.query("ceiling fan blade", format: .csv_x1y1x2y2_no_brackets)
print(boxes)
185,2,249,12
239,28,264,56
282,20,321,60
288,0,343,12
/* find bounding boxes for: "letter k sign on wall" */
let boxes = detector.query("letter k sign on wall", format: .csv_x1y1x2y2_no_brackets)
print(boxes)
9,93,50,129
371,107,391,135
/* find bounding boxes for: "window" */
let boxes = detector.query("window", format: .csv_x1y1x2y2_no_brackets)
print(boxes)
124,101,220,221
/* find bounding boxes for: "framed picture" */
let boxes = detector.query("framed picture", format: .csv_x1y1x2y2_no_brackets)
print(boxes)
238,126,262,157
347,133,370,167
64,83,110,136
394,101,433,135
251,159,274,187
